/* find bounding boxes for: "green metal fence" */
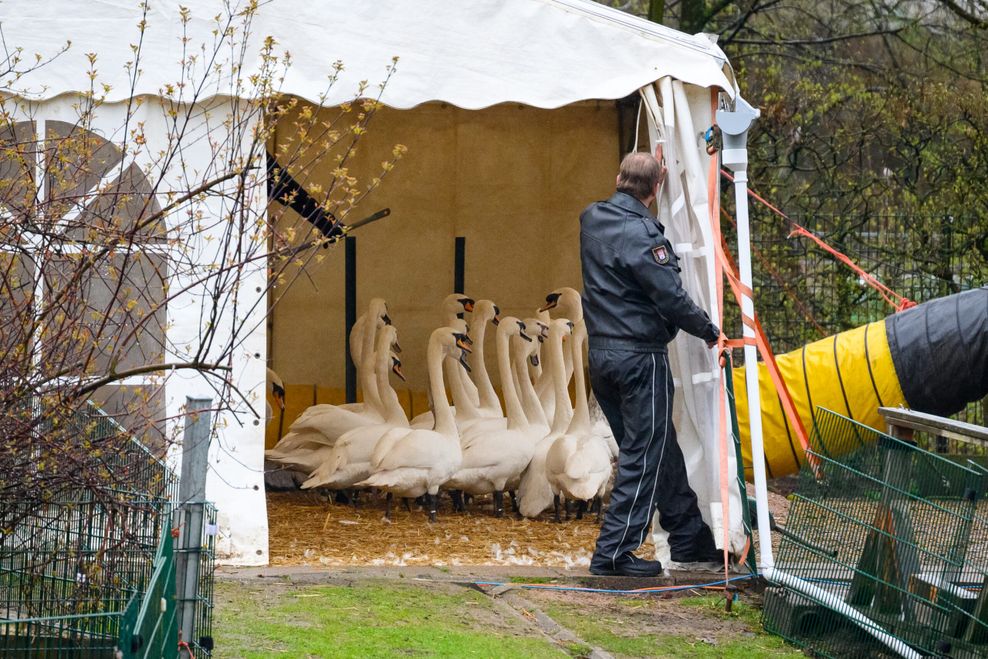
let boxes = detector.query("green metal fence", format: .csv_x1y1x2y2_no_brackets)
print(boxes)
0,403,215,658
118,528,177,658
763,408,988,657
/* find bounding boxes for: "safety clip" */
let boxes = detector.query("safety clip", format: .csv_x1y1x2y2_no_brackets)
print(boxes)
704,125,722,155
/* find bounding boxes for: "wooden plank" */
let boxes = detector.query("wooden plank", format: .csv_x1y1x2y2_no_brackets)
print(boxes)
880,407,988,445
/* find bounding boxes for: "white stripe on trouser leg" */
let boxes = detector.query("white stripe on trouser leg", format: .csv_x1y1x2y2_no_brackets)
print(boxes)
638,355,669,548
611,353,658,568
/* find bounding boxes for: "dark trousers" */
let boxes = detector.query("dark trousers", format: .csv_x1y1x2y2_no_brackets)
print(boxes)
589,348,716,568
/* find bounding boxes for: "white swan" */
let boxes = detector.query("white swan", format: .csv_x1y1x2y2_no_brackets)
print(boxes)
265,368,285,424
441,294,480,408
447,317,537,517
266,299,390,460
355,327,469,522
300,325,409,490
535,289,580,422
517,318,574,518
514,318,550,436
539,287,617,457
546,319,614,519
468,300,503,418
408,295,476,428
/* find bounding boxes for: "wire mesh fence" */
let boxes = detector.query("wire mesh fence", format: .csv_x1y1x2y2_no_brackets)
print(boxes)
731,211,987,428
0,402,214,658
763,408,988,657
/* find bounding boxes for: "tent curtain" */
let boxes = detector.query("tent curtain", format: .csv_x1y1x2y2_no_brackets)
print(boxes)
641,79,746,557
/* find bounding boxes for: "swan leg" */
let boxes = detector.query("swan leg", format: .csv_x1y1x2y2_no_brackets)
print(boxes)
403,497,413,513
450,490,466,513
553,495,561,524
493,491,505,518
564,498,572,521
593,496,603,522
427,493,438,523
509,491,519,514
576,500,588,520
385,492,393,521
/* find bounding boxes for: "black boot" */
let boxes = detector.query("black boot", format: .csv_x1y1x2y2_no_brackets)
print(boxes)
589,552,664,577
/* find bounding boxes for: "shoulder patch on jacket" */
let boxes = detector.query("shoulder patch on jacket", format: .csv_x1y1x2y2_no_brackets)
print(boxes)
651,244,670,265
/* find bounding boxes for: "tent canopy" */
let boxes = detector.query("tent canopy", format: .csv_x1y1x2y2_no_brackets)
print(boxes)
7,0,734,108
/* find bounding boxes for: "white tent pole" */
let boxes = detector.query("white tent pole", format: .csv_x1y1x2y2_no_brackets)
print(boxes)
716,98,771,570
717,99,919,659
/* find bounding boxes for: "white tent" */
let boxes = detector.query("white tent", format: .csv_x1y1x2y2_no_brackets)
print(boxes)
3,0,748,565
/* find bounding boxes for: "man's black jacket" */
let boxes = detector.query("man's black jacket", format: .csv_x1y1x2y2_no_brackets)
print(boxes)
580,192,719,351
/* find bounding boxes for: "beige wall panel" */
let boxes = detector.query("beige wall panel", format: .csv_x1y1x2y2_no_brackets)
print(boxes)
271,101,617,393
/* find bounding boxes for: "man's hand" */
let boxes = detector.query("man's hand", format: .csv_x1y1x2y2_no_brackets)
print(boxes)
707,331,728,367
655,143,668,186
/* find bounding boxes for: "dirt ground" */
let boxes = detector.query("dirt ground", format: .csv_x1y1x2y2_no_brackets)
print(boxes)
266,489,794,568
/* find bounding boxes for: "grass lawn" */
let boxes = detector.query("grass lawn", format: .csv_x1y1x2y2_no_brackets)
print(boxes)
213,578,565,658
214,577,802,658
529,591,802,658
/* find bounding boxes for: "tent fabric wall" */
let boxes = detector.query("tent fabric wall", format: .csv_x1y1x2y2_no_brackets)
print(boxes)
641,81,746,557
9,97,271,566
270,101,617,394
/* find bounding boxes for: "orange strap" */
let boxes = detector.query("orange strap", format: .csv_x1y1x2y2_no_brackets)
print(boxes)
717,232,812,455
720,169,916,313
707,91,732,589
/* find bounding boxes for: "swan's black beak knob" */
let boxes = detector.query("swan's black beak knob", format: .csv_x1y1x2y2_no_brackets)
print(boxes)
454,333,473,353
538,292,561,313
391,356,406,382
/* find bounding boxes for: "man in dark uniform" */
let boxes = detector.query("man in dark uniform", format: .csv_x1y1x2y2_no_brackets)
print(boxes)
584,151,721,577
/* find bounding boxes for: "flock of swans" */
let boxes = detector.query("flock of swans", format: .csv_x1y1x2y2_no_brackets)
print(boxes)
265,288,619,523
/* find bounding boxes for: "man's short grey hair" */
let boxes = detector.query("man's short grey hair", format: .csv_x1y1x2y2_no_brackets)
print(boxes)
616,152,662,201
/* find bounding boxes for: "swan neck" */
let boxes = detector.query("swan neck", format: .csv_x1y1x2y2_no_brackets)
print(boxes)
469,318,500,411
569,326,591,433
497,331,525,430
549,334,572,434
446,358,478,416
513,347,547,428
427,340,456,436
359,320,383,412
375,351,407,426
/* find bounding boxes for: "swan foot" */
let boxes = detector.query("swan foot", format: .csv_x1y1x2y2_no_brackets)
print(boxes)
493,491,505,518
427,493,438,523
553,495,561,524
385,492,393,521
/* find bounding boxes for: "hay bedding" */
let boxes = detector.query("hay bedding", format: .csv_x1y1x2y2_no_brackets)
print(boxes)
267,490,607,567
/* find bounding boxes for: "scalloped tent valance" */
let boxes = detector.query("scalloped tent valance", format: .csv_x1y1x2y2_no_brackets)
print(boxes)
4,0,735,108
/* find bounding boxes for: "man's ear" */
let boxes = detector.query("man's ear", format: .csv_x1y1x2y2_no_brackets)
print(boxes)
615,174,621,187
